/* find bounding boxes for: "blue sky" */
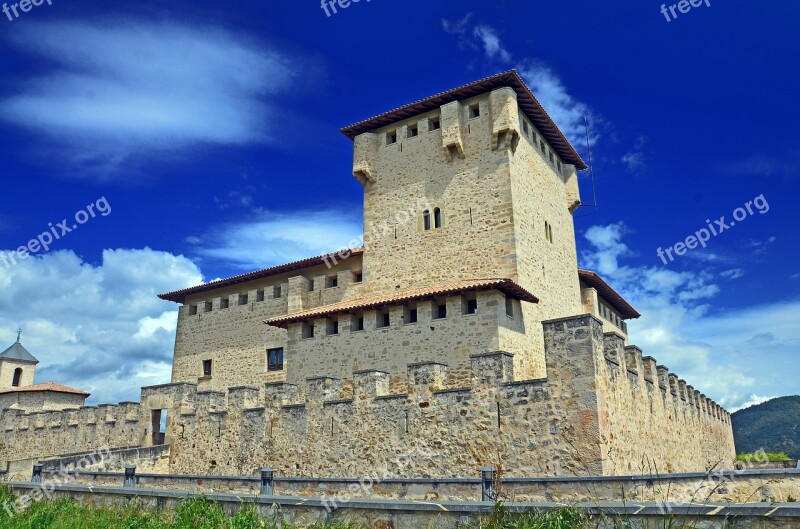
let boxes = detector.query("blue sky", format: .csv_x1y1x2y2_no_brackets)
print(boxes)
0,0,797,409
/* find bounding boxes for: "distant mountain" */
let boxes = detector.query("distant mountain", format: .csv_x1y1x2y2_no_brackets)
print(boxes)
732,396,800,458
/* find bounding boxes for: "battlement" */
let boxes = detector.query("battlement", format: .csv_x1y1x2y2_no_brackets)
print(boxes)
600,332,730,425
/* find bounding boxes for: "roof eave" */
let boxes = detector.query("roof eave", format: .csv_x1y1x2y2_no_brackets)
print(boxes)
339,69,587,170
265,279,538,329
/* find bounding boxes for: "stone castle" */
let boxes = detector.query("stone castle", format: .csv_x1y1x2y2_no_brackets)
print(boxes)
0,70,735,479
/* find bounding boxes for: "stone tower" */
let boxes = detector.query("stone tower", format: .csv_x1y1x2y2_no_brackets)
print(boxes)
0,333,38,389
341,70,587,379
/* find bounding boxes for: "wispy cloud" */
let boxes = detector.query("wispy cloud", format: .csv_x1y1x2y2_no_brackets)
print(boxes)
720,268,745,280
187,210,363,271
581,223,799,411
0,18,299,177
442,14,597,149
719,154,800,180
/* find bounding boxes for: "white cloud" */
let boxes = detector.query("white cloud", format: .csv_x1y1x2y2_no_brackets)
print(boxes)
581,223,799,411
730,394,779,413
188,210,364,271
0,19,298,175
0,248,202,403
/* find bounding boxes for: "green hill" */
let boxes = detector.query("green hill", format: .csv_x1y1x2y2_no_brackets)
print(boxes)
732,396,800,458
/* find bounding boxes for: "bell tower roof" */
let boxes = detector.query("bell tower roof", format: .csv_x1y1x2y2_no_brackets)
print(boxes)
0,334,39,364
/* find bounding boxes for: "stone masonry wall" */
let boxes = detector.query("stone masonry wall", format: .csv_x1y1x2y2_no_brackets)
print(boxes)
171,259,366,393
160,315,732,478
0,402,143,469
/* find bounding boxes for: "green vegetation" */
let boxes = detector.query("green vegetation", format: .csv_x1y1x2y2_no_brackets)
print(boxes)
0,486,745,529
732,395,800,459
736,452,793,462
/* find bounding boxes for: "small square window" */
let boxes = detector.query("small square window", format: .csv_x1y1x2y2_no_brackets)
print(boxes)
386,131,397,145
506,297,514,318
204,301,213,313
327,318,339,336
404,305,418,324
302,322,315,339
220,297,229,309
189,305,198,316
326,276,338,289
428,117,440,131
273,285,282,299
408,124,418,138
267,348,284,372
353,271,363,283
434,300,447,320
351,313,364,332
469,104,480,119
202,359,212,377
376,310,390,328
256,289,265,302
239,294,248,305
463,296,478,315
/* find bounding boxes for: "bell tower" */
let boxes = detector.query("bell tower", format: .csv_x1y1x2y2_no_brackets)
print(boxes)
0,330,38,389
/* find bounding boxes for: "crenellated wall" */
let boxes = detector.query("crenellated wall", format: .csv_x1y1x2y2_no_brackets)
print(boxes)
158,314,733,478
0,401,143,469
1,315,735,480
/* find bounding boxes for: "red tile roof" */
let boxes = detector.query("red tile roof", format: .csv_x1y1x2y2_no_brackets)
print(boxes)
340,70,587,170
265,278,538,328
0,382,90,396
578,270,641,320
158,248,364,304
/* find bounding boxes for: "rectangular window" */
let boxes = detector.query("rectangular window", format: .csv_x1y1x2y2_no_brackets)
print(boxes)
220,297,229,309
377,310,390,328
267,348,284,372
256,289,265,302
468,104,480,119
386,131,397,145
404,305,418,324
522,121,529,135
307,279,315,292
202,359,212,377
327,318,339,336
463,295,478,315
353,271,363,283
273,285,282,299
539,139,546,154
428,117,440,131
326,276,338,289
238,293,248,305
189,305,198,315
204,301,213,313
549,152,555,165
434,299,447,320
505,297,514,318
302,322,315,339
351,313,364,332
408,124,418,138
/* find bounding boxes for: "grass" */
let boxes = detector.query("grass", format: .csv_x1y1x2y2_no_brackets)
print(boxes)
736,452,793,462
0,485,748,529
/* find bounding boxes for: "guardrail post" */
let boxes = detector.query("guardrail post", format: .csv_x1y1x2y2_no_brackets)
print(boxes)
260,468,274,495
481,466,496,502
31,463,43,483
124,465,136,488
